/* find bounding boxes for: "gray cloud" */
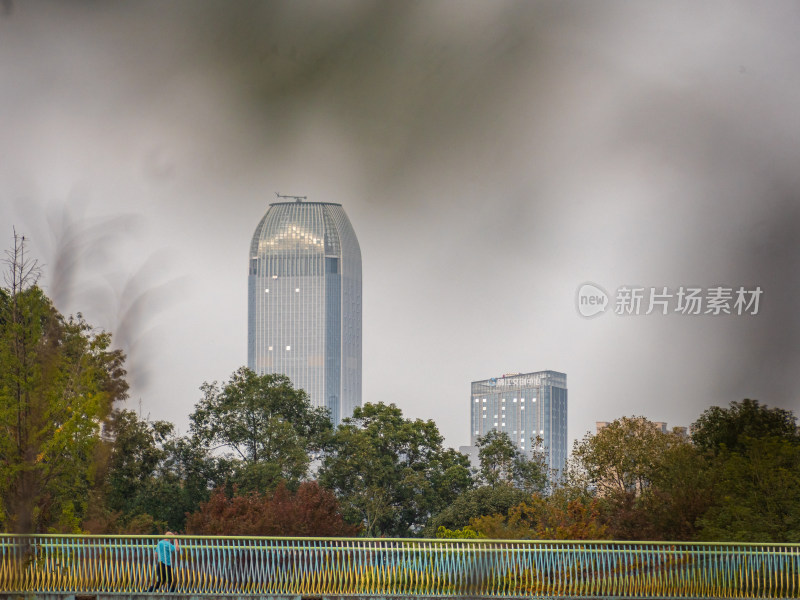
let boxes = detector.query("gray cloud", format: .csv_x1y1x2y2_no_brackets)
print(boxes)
1,1,798,444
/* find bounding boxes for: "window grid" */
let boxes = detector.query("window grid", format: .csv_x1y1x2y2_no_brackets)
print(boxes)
248,202,362,426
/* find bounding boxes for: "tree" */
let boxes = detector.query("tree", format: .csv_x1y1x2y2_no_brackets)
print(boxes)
634,441,713,541
692,399,799,455
477,430,548,493
697,436,800,542
150,435,232,531
425,431,554,536
572,417,709,540
190,367,331,491
435,525,484,539
318,402,473,537
423,485,530,536
0,233,128,532
101,409,174,517
82,409,174,533
185,481,360,536
468,492,608,540
572,416,683,497
85,409,230,533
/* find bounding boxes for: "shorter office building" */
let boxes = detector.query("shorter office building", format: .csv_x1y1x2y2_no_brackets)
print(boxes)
468,370,568,477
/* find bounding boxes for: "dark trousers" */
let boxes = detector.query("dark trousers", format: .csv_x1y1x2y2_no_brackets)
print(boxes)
147,562,174,592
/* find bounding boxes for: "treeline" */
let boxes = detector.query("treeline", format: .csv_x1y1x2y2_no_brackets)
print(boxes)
1,240,798,540
461,404,800,543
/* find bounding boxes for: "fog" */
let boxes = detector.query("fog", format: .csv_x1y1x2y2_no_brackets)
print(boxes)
1,1,798,447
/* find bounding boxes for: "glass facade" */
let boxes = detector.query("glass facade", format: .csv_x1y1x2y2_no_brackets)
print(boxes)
248,201,362,425
470,370,568,476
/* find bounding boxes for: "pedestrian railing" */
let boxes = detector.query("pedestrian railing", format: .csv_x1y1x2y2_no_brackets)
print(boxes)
0,535,798,598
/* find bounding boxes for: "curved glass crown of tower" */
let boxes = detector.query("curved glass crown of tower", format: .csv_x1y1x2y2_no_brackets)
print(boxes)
248,201,362,425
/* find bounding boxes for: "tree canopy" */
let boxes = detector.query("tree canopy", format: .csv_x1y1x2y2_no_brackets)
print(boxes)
697,436,800,542
424,484,530,536
86,409,228,533
319,402,472,537
572,416,684,497
468,492,609,540
0,234,128,532
185,481,360,537
190,367,332,491
691,399,799,455
477,430,548,493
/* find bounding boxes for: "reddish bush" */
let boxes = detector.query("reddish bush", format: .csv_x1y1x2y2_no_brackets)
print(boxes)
185,481,360,536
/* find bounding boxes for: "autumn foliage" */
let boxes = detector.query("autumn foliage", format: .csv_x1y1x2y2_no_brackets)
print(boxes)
469,493,609,540
185,481,360,537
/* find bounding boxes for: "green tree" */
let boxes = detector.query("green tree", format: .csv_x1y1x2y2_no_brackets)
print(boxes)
573,416,683,496
688,400,800,542
635,441,713,541
698,436,800,542
319,402,473,537
425,431,552,536
477,430,548,493
152,435,233,530
0,234,128,532
102,409,174,518
87,409,229,533
424,484,530,536
190,367,331,491
436,525,484,539
572,416,699,540
692,399,799,455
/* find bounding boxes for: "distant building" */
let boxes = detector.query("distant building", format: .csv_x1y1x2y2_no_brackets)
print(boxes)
247,199,362,425
458,444,480,469
468,370,568,476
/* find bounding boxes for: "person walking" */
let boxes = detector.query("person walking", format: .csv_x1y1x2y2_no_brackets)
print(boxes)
147,531,179,592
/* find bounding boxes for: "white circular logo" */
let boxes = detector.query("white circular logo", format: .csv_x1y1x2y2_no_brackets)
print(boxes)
577,283,609,318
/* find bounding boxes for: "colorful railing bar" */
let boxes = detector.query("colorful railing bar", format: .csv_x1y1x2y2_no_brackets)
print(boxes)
0,536,798,598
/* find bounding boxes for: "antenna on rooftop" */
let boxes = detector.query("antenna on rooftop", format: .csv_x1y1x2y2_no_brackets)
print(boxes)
276,193,307,203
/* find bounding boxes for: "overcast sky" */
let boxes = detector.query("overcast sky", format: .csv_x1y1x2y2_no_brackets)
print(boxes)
1,1,799,449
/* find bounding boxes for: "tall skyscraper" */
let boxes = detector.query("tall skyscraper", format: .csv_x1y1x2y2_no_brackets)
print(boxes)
248,199,362,425
469,370,568,476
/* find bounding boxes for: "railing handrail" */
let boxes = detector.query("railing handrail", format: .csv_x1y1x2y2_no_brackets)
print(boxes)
3,533,800,548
